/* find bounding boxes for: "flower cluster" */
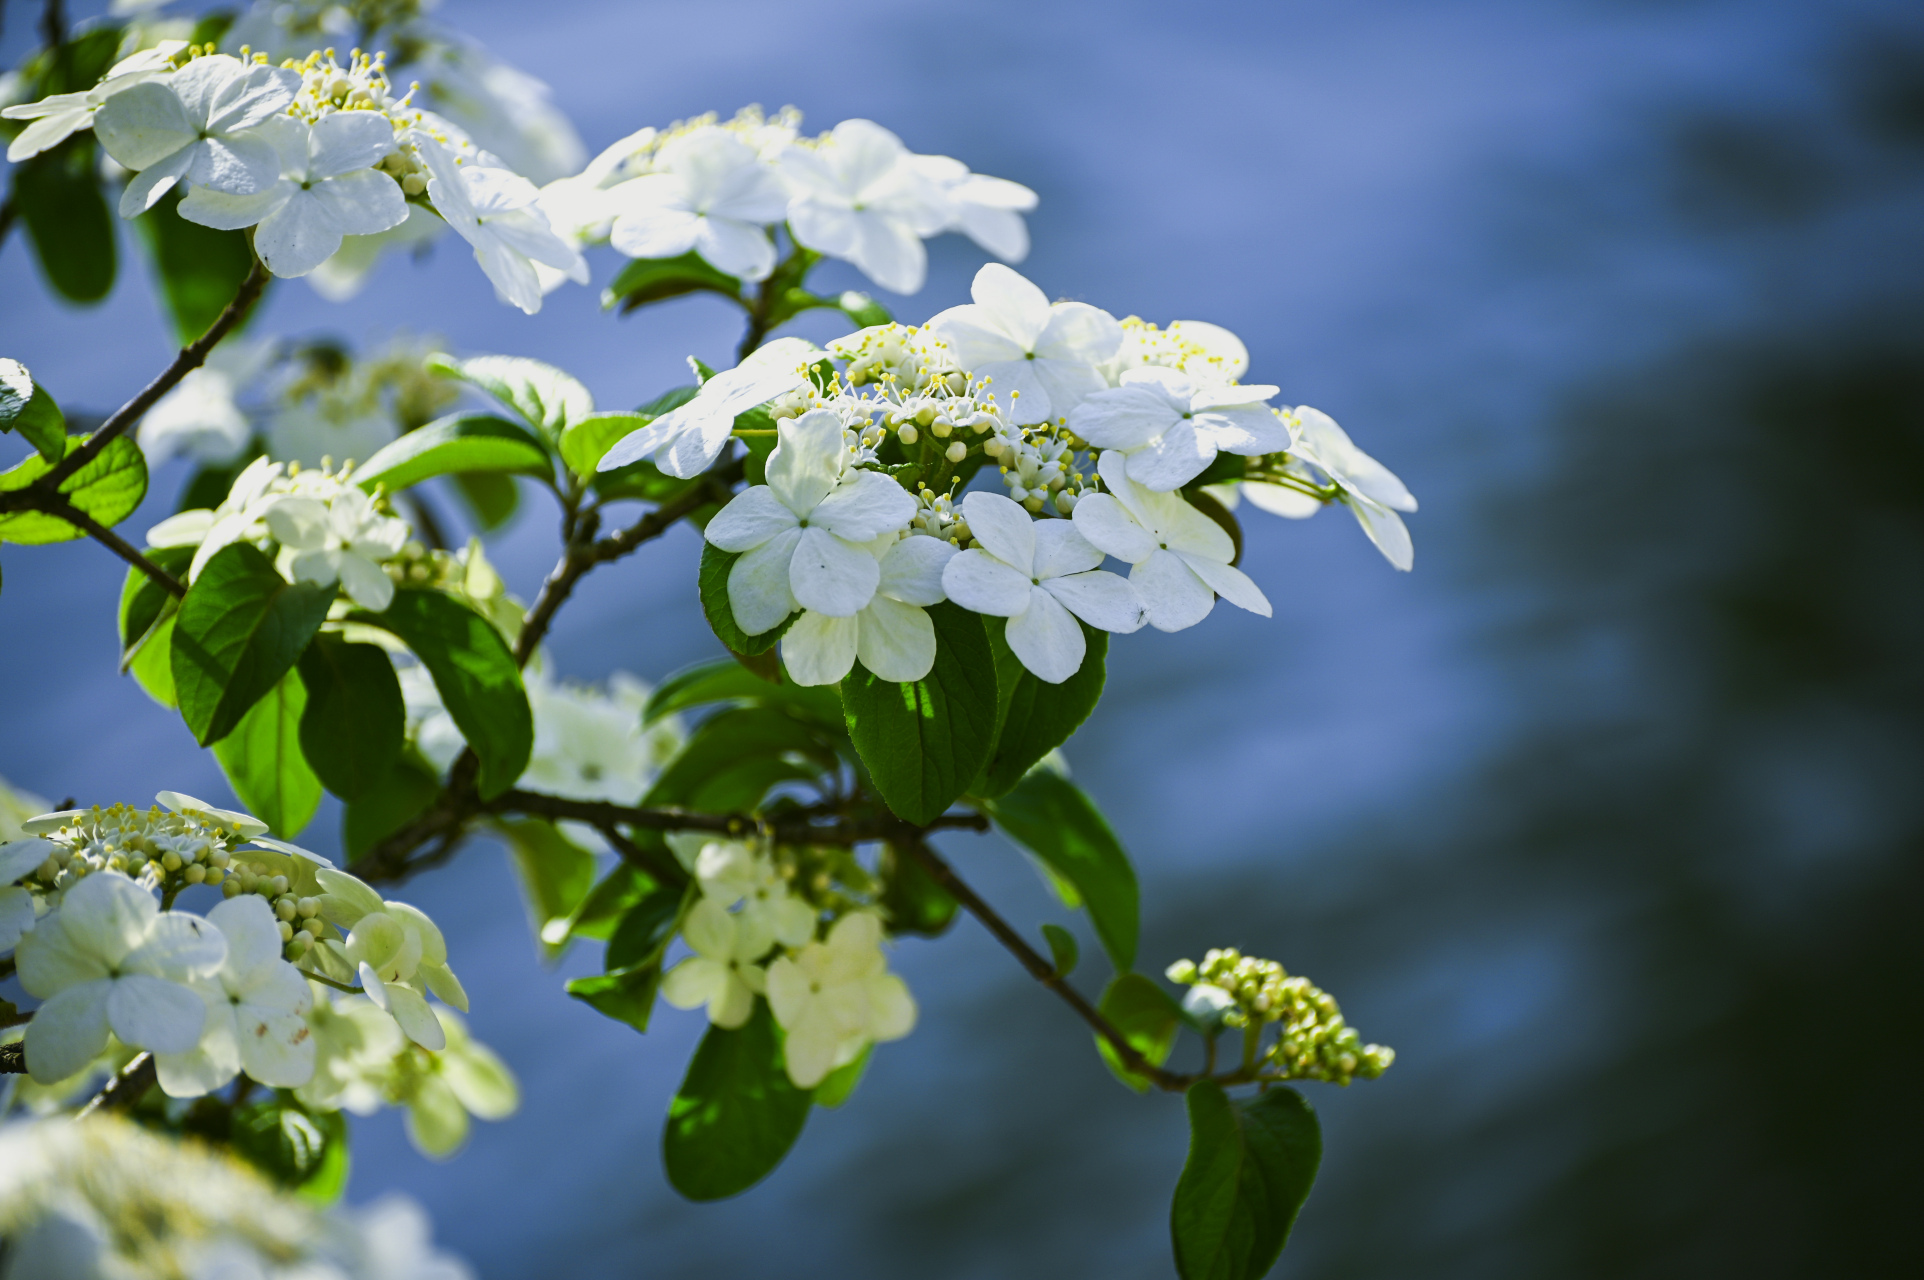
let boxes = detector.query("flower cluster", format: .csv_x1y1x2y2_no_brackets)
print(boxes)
147,455,413,611
545,106,1037,294
0,1114,473,1279
662,838,915,1089
1167,948,1396,1085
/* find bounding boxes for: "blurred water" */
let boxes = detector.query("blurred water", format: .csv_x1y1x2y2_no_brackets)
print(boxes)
3,1,1921,1276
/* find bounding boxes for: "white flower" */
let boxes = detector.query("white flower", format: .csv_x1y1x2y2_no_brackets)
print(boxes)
660,897,771,1029
765,912,914,1089
14,872,225,1083
1070,366,1290,492
522,670,667,804
412,133,587,314
1287,406,1418,571
391,1007,518,1161
595,338,816,479
928,264,1122,423
1072,450,1272,631
781,119,950,294
607,127,790,281
92,53,302,218
784,533,957,686
314,868,465,1051
0,836,52,951
138,338,274,466
703,410,918,635
179,112,407,277
940,491,1145,682
1,41,184,163
296,986,404,1114
153,895,315,1097
909,153,1038,262
264,485,409,611
693,841,816,947
340,1193,477,1280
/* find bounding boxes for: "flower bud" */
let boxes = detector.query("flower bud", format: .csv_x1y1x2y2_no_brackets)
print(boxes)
222,878,243,898
897,424,918,444
161,852,182,872
203,868,224,887
278,920,295,943
275,897,298,921
946,442,968,463
270,876,289,894
184,864,206,884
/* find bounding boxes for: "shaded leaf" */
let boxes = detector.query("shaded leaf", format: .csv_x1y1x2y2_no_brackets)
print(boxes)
604,250,743,314
877,842,959,937
497,818,598,954
814,1044,870,1108
296,634,405,800
699,541,796,656
13,138,116,305
977,622,1106,797
341,746,439,863
662,1001,811,1201
213,670,323,839
986,769,1138,970
450,470,519,530
643,657,845,732
645,705,839,809
1094,973,1185,1093
136,188,260,344
1171,1083,1322,1280
1043,923,1080,977
170,542,334,746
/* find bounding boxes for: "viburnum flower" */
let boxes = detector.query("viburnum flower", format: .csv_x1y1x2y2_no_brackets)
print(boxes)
521,669,673,804
1,41,184,163
596,338,816,479
264,485,410,611
703,409,918,634
694,841,817,948
928,265,1122,424
941,491,1146,683
784,533,957,686
765,912,915,1089
153,895,315,1098
92,54,302,218
314,868,465,1051
179,112,408,278
1287,406,1418,571
782,118,950,294
661,897,772,1029
0,836,51,951
13,871,225,1084
608,127,790,281
391,1007,520,1160
1072,451,1272,631
296,985,405,1114
1070,366,1290,492
909,153,1038,262
413,133,586,314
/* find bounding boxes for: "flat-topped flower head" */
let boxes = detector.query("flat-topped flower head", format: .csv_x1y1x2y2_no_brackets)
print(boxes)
1070,366,1289,492
179,111,408,277
608,126,790,281
782,118,950,294
1286,406,1418,571
703,409,918,635
154,895,316,1097
941,491,1145,683
928,265,1122,424
1072,451,1272,632
92,53,303,218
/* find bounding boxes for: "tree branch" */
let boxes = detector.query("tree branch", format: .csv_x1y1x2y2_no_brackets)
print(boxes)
76,1052,155,1117
39,257,270,490
31,492,186,595
900,839,1193,1092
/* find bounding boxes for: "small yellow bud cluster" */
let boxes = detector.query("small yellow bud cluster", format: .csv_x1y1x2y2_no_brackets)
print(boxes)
222,861,330,960
29,804,246,895
995,424,1089,515
910,484,972,547
1166,948,1395,1086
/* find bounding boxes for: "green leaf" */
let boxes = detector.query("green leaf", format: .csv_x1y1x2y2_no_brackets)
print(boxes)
566,964,663,1034
645,705,839,810
558,411,649,479
341,746,439,863
813,1044,870,1108
985,770,1138,970
497,818,598,953
231,1094,349,1201
662,1001,812,1201
352,413,553,494
12,138,116,305
978,623,1107,797
1171,1083,1322,1280
129,615,178,707
118,545,194,663
0,362,70,463
762,287,895,333
643,657,846,735
1094,973,1185,1093
589,389,705,502
606,880,688,970
178,447,261,513
839,602,1000,826
449,470,520,530
563,860,665,943
877,842,958,937
604,250,743,314
136,188,260,344
699,542,796,656
1043,923,1080,977
0,435,149,544
213,670,323,838
170,542,335,746
836,291,892,328
426,353,593,443
349,588,532,799
296,635,405,801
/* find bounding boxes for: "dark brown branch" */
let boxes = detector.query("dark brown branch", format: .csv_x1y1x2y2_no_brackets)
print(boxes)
493,789,988,847
900,839,1192,1092
39,257,270,491
76,1052,155,1117
35,492,186,596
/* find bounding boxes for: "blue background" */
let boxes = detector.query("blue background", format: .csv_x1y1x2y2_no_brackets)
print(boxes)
4,1,1922,1275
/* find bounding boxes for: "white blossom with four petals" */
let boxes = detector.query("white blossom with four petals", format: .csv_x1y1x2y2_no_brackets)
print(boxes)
1287,406,1418,571
660,897,771,1030
782,119,950,295
1070,366,1290,492
264,484,410,611
783,533,958,686
1072,451,1272,632
940,491,1146,683
0,836,51,951
607,127,791,281
765,912,915,1089
153,895,315,1098
693,842,816,949
413,132,587,314
908,153,1038,263
928,264,1122,424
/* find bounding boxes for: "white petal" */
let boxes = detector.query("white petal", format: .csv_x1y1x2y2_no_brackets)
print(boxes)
707,486,800,552
662,956,727,1010
811,471,915,543
156,1001,241,1097
764,955,808,1028
973,358,1052,422
1292,406,1416,511
1031,519,1103,580
1004,586,1086,684
783,611,860,687
55,871,158,965
959,491,1035,574
13,914,107,996
441,1037,518,1118
1070,492,1157,564
382,982,446,1050
727,525,803,635
1069,384,1182,451
312,168,408,236
682,897,737,960
1035,301,1123,365
709,974,756,1029
1125,420,1217,492
108,973,207,1054
117,145,193,217
206,894,282,974
23,981,112,1083
855,596,937,683
0,836,56,885
235,1004,318,1087
766,410,846,515
926,307,1028,370
970,263,1051,347
0,886,35,952
91,80,194,170
178,180,290,231
865,972,917,1041
1242,483,1322,519
307,110,398,178
1152,490,1238,561
186,132,282,196
1030,358,1110,421
1177,552,1272,616
1347,494,1414,571
254,190,348,278
877,535,956,606
789,528,881,617
659,407,736,478
337,551,397,611
1195,405,1291,455
609,199,702,260
1131,549,1216,632
694,216,776,282
1042,570,1146,633
940,549,1033,617
782,1012,842,1088
846,211,927,294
